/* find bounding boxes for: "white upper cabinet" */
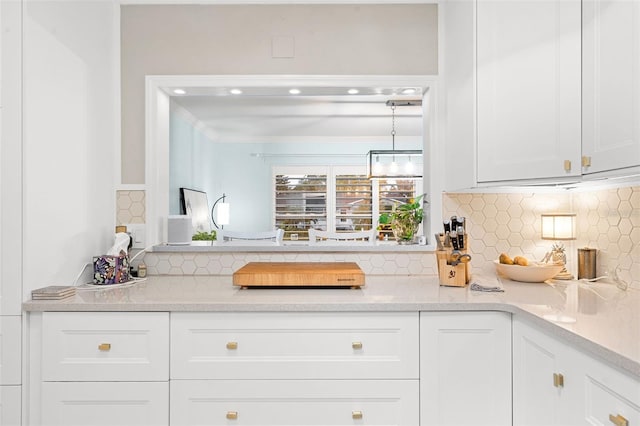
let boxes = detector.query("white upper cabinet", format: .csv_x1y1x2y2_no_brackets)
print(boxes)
476,0,582,183
582,0,640,176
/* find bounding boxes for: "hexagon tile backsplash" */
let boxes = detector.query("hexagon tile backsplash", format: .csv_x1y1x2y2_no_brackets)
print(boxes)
444,185,640,289
117,185,639,288
142,251,438,277
116,190,145,225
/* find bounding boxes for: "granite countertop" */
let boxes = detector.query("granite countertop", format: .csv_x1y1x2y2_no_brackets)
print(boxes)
23,275,640,378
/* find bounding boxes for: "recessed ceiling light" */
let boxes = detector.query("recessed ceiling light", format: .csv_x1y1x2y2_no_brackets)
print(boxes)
173,89,186,95
348,88,359,95
289,88,301,95
401,88,417,95
230,89,243,95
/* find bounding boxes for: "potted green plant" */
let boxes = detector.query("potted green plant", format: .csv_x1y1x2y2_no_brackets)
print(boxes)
192,230,217,241
379,195,424,244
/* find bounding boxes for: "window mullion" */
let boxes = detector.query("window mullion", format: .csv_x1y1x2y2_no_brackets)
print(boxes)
372,179,380,229
326,166,337,232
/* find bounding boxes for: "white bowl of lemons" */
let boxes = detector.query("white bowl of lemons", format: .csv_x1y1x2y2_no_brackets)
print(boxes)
494,254,563,283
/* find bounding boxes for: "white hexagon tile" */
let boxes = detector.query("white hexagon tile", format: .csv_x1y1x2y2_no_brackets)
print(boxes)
444,185,640,289
116,190,145,224
143,251,437,276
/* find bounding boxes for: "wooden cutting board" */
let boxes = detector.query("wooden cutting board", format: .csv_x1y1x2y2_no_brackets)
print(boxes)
233,262,365,288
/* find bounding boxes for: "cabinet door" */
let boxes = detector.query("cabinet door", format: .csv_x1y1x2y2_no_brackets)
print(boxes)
41,382,168,426
171,379,419,426
513,319,584,426
582,0,640,175
420,312,511,426
477,0,581,182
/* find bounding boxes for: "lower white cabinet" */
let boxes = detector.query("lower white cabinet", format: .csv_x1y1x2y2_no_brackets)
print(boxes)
513,318,584,425
582,353,640,426
41,382,168,426
28,312,170,426
171,379,419,426
26,309,640,426
420,311,512,426
171,311,420,426
0,386,21,426
0,316,22,385
513,318,640,425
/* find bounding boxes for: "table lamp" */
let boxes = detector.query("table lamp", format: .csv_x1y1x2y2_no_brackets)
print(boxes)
541,213,576,280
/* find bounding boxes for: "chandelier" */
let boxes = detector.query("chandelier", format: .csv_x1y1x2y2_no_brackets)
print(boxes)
367,100,423,179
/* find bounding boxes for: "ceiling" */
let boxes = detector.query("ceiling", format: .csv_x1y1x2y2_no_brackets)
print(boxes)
168,87,425,144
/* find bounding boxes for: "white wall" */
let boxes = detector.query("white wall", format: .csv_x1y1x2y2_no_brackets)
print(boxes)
121,4,438,184
169,104,219,218
22,0,118,295
1,0,24,316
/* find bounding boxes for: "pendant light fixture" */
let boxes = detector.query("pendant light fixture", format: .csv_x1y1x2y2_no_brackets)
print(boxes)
367,100,423,179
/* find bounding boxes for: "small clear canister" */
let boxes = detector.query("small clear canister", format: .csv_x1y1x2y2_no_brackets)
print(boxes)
577,248,597,280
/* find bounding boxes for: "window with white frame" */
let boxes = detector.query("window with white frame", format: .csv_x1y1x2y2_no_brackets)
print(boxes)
273,165,421,241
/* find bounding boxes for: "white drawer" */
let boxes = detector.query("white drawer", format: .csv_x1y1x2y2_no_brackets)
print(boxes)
170,379,419,426
171,311,419,380
0,386,21,426
42,312,169,381
42,381,168,426
0,316,21,385
584,360,640,426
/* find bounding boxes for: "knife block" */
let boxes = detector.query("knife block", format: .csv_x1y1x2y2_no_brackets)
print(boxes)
435,232,471,287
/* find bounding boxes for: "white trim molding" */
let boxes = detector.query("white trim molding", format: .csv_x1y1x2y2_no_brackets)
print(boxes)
145,75,441,247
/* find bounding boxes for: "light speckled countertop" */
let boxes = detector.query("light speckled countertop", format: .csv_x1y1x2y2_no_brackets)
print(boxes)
23,275,640,378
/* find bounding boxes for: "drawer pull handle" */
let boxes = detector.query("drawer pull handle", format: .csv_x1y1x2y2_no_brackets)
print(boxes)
352,411,363,420
352,341,363,350
98,343,111,351
553,373,564,388
226,342,238,350
226,411,238,420
609,414,628,426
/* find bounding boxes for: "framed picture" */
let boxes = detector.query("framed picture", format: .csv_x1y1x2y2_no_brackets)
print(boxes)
179,188,211,234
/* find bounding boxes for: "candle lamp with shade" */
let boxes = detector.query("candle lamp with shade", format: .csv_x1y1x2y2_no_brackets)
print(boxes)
541,213,576,280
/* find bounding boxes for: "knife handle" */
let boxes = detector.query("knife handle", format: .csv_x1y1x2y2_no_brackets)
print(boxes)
457,226,465,250
450,232,459,250
443,232,451,248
